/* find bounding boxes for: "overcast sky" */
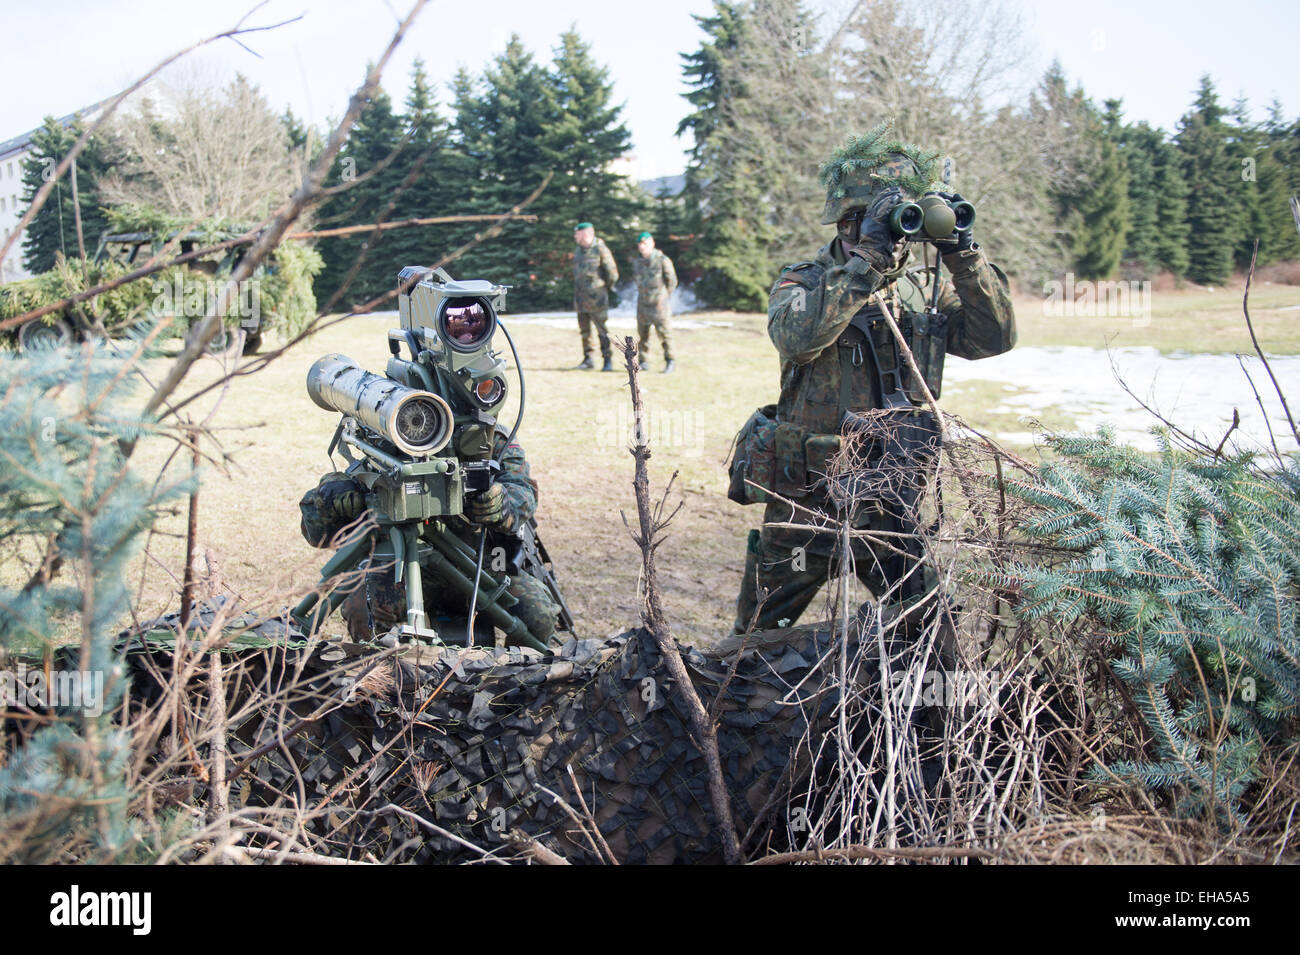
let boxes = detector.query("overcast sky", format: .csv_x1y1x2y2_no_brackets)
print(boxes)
3,0,1297,180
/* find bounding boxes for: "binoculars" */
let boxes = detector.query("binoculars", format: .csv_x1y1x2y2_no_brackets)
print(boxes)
887,193,975,241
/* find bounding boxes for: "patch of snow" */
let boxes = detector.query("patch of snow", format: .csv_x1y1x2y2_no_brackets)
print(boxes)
946,345,1300,452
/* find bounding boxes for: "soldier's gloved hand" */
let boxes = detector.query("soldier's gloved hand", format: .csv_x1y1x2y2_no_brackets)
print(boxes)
847,188,903,271
467,483,508,529
300,473,367,547
932,191,975,256
322,478,366,523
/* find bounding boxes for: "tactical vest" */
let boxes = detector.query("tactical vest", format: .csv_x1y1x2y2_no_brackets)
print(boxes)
729,264,944,508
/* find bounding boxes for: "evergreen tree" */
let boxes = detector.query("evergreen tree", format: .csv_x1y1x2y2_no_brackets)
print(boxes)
446,31,641,311
383,59,474,280
1073,124,1129,279
676,2,754,307
1265,102,1300,203
1260,131,1300,263
676,0,795,310
0,342,182,861
1033,68,1128,279
1228,97,1268,269
450,36,561,310
19,117,113,274
1150,132,1193,278
313,79,407,307
540,28,644,307
677,1,747,173
1108,104,1188,279
1108,105,1160,276
1176,77,1239,285
1028,63,1092,277
991,428,1300,822
1230,99,1300,265
281,106,310,152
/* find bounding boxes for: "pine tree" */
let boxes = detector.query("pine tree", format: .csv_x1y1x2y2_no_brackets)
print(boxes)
449,36,561,310
383,59,474,280
1073,124,1130,279
1177,77,1239,285
1265,102,1300,206
313,79,407,307
1227,99,1300,265
1228,97,1269,269
0,341,181,861
676,2,751,307
1034,71,1128,279
679,1,814,310
677,1,747,173
1150,133,1192,278
1109,107,1163,277
445,31,642,311
19,117,113,274
991,428,1300,822
539,28,643,308
1269,107,1300,264
1028,63,1093,278
1108,104,1190,280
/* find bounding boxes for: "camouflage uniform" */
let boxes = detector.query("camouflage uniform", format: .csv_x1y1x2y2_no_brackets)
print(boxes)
573,237,619,361
633,248,677,363
733,239,1016,633
300,436,562,645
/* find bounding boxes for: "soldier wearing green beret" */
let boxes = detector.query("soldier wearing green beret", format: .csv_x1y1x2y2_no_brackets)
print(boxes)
572,222,620,372
633,231,678,373
728,124,1016,636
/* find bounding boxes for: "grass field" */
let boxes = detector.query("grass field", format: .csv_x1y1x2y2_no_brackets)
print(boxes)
118,278,1298,645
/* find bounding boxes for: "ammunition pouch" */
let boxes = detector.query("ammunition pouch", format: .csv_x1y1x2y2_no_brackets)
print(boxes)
727,404,779,504
902,309,948,403
805,433,843,484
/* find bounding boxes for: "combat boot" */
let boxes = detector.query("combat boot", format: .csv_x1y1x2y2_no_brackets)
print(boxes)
663,360,676,374
601,357,614,372
576,357,594,370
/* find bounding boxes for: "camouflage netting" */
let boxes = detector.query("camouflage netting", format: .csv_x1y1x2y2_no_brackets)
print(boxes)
118,601,868,864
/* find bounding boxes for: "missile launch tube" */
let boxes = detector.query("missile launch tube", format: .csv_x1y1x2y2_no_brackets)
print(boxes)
307,353,454,456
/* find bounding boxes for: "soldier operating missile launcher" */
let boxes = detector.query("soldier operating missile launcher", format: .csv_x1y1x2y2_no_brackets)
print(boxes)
292,267,572,651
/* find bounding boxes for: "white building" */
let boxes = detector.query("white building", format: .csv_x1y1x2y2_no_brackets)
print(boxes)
0,97,115,283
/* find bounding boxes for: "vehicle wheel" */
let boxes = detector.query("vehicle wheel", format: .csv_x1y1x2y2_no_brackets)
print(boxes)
202,324,243,358
18,317,73,351
242,331,263,355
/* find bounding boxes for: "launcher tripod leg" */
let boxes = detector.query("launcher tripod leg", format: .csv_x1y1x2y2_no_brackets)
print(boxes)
290,529,377,635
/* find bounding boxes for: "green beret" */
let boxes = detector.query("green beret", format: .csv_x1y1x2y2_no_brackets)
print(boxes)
637,231,652,241
574,221,593,231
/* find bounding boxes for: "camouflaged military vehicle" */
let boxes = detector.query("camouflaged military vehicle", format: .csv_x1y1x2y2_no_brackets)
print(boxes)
2,227,320,355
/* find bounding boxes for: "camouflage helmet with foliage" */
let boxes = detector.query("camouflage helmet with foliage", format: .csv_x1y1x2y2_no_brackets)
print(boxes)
819,122,940,225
